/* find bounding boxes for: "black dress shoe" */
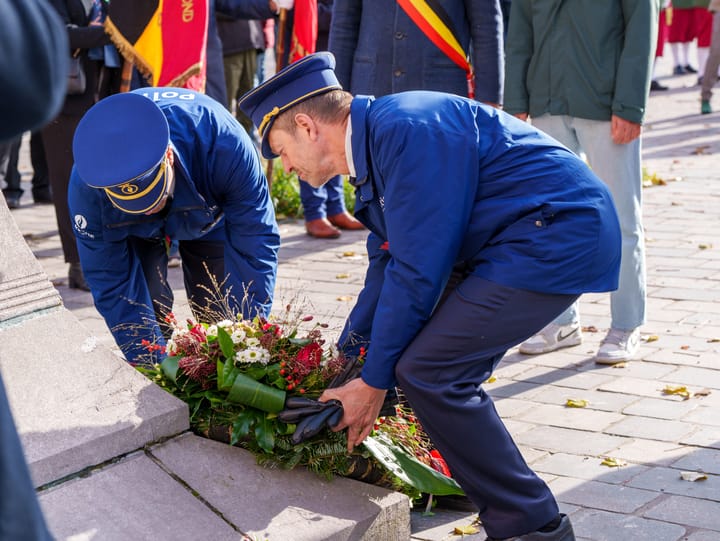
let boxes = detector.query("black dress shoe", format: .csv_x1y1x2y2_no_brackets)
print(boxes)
32,189,53,204
650,80,668,91
68,263,91,291
4,194,21,209
684,64,698,74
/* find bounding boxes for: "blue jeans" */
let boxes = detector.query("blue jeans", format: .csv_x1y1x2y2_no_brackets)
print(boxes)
532,114,646,331
299,175,346,221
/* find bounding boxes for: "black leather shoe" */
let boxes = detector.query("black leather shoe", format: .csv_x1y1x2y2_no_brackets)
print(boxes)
684,64,698,74
650,80,668,91
32,188,53,204
4,194,20,209
68,263,91,291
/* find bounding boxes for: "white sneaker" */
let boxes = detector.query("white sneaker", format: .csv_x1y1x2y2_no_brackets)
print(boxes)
595,328,640,364
519,323,583,355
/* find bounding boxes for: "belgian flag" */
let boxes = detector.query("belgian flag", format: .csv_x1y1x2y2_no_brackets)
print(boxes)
288,0,317,64
105,0,209,89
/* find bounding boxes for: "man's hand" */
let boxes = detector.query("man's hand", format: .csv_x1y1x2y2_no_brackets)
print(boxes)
514,112,529,122
611,115,641,145
320,378,387,452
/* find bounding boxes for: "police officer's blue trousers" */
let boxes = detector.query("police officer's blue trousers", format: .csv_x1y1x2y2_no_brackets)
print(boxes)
132,237,226,338
299,175,346,221
395,275,578,539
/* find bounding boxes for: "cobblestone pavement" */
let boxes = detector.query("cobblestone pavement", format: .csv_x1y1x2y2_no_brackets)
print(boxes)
7,63,720,540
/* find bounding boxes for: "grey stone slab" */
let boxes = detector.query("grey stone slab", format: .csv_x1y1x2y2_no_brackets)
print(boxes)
150,433,411,541
681,427,720,449
643,495,720,531
685,530,720,541
410,511,484,541
0,309,189,487
39,451,242,541
515,403,623,432
605,416,695,443
514,426,628,456
622,397,702,420
569,508,687,541
598,376,671,398
628,466,720,502
532,453,650,484
548,476,660,514
670,367,720,390
492,397,537,418
683,406,720,427
525,386,640,413
514,366,615,390
671,448,720,475
611,440,699,468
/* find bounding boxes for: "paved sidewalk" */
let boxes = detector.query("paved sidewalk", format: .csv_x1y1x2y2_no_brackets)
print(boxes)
7,67,720,540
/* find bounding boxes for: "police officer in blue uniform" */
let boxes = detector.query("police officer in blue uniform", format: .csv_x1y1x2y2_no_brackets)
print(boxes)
239,53,620,540
69,89,279,365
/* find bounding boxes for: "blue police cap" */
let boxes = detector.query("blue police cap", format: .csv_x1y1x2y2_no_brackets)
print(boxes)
72,92,170,214
238,52,342,159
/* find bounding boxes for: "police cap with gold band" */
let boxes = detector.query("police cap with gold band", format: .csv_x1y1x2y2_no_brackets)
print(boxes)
72,92,171,214
238,51,342,159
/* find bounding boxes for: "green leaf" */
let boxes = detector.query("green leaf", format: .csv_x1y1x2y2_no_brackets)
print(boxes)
254,416,276,452
363,434,465,496
227,372,287,413
216,326,235,359
220,358,240,392
161,356,180,385
231,412,255,444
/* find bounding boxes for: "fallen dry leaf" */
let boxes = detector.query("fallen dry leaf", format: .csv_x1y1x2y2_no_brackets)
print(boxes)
484,375,497,384
663,385,691,399
600,457,627,468
694,388,712,397
707,338,720,343
680,471,708,482
565,398,589,408
698,244,713,250
691,145,711,155
335,273,350,279
612,362,628,369
453,524,481,535
336,296,353,302
680,345,690,350
342,251,356,257
582,325,598,333
644,335,660,343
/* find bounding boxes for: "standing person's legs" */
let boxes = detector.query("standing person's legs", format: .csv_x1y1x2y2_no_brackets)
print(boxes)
574,117,646,333
701,11,720,109
396,275,577,539
235,49,258,134
223,52,243,114
30,130,51,203
130,237,174,339
694,7,714,77
324,175,365,230
0,137,23,208
300,180,341,238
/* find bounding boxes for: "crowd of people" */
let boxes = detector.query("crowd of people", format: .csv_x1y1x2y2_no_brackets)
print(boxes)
3,1,719,540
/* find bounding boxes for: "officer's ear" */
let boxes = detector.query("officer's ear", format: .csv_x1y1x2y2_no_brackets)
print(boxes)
165,146,174,166
293,113,318,141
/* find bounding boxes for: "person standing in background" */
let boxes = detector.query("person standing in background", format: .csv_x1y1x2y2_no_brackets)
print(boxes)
506,0,657,364
43,0,122,291
667,0,712,77
298,0,366,239
700,0,720,112
1,0,69,538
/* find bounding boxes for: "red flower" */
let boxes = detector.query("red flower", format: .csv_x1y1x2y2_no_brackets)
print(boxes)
429,449,452,478
296,342,322,370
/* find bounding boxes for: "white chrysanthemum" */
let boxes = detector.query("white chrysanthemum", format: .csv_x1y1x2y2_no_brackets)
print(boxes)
234,346,271,365
245,337,260,347
170,328,188,340
217,319,234,329
166,339,177,356
230,328,246,344
206,325,218,338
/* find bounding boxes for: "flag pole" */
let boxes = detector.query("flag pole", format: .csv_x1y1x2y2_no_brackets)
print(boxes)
265,8,289,188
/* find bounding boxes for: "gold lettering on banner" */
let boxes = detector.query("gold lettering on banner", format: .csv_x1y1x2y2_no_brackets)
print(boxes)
182,0,194,23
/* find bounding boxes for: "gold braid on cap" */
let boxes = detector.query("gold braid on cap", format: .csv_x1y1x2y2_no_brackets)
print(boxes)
257,85,342,137
104,160,166,201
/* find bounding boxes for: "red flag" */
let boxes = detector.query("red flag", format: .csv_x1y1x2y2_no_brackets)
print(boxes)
105,0,209,90
289,0,318,63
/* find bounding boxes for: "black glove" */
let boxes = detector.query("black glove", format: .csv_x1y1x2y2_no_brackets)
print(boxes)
277,396,343,444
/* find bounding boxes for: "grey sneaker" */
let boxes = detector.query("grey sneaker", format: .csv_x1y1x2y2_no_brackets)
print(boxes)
595,328,640,364
486,514,576,541
519,323,582,354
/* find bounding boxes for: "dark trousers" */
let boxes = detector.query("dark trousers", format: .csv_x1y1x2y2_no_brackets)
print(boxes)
131,237,226,338
0,373,52,541
396,275,578,539
0,137,22,196
42,114,82,264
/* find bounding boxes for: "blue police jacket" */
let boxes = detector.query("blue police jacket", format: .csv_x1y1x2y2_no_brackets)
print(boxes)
340,93,621,390
69,89,279,363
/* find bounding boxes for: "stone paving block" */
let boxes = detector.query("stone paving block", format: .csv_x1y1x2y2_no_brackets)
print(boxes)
598,376,681,398
644,348,718,369
681,427,720,450
671,447,720,475
569,508,687,541
606,416,695,443
150,433,411,541
410,511,484,541
492,397,537,418
643,495,720,531
514,426,628,456
532,452,649,484
682,405,720,426
548,476,660,514
684,530,720,541
517,445,550,465
622,396,701,420
514,366,615,390
516,403,623,432
39,451,241,541
628,466,720,502
583,359,677,381
485,380,543,400
611,440,699,468
525,386,640,413
670,366,720,390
